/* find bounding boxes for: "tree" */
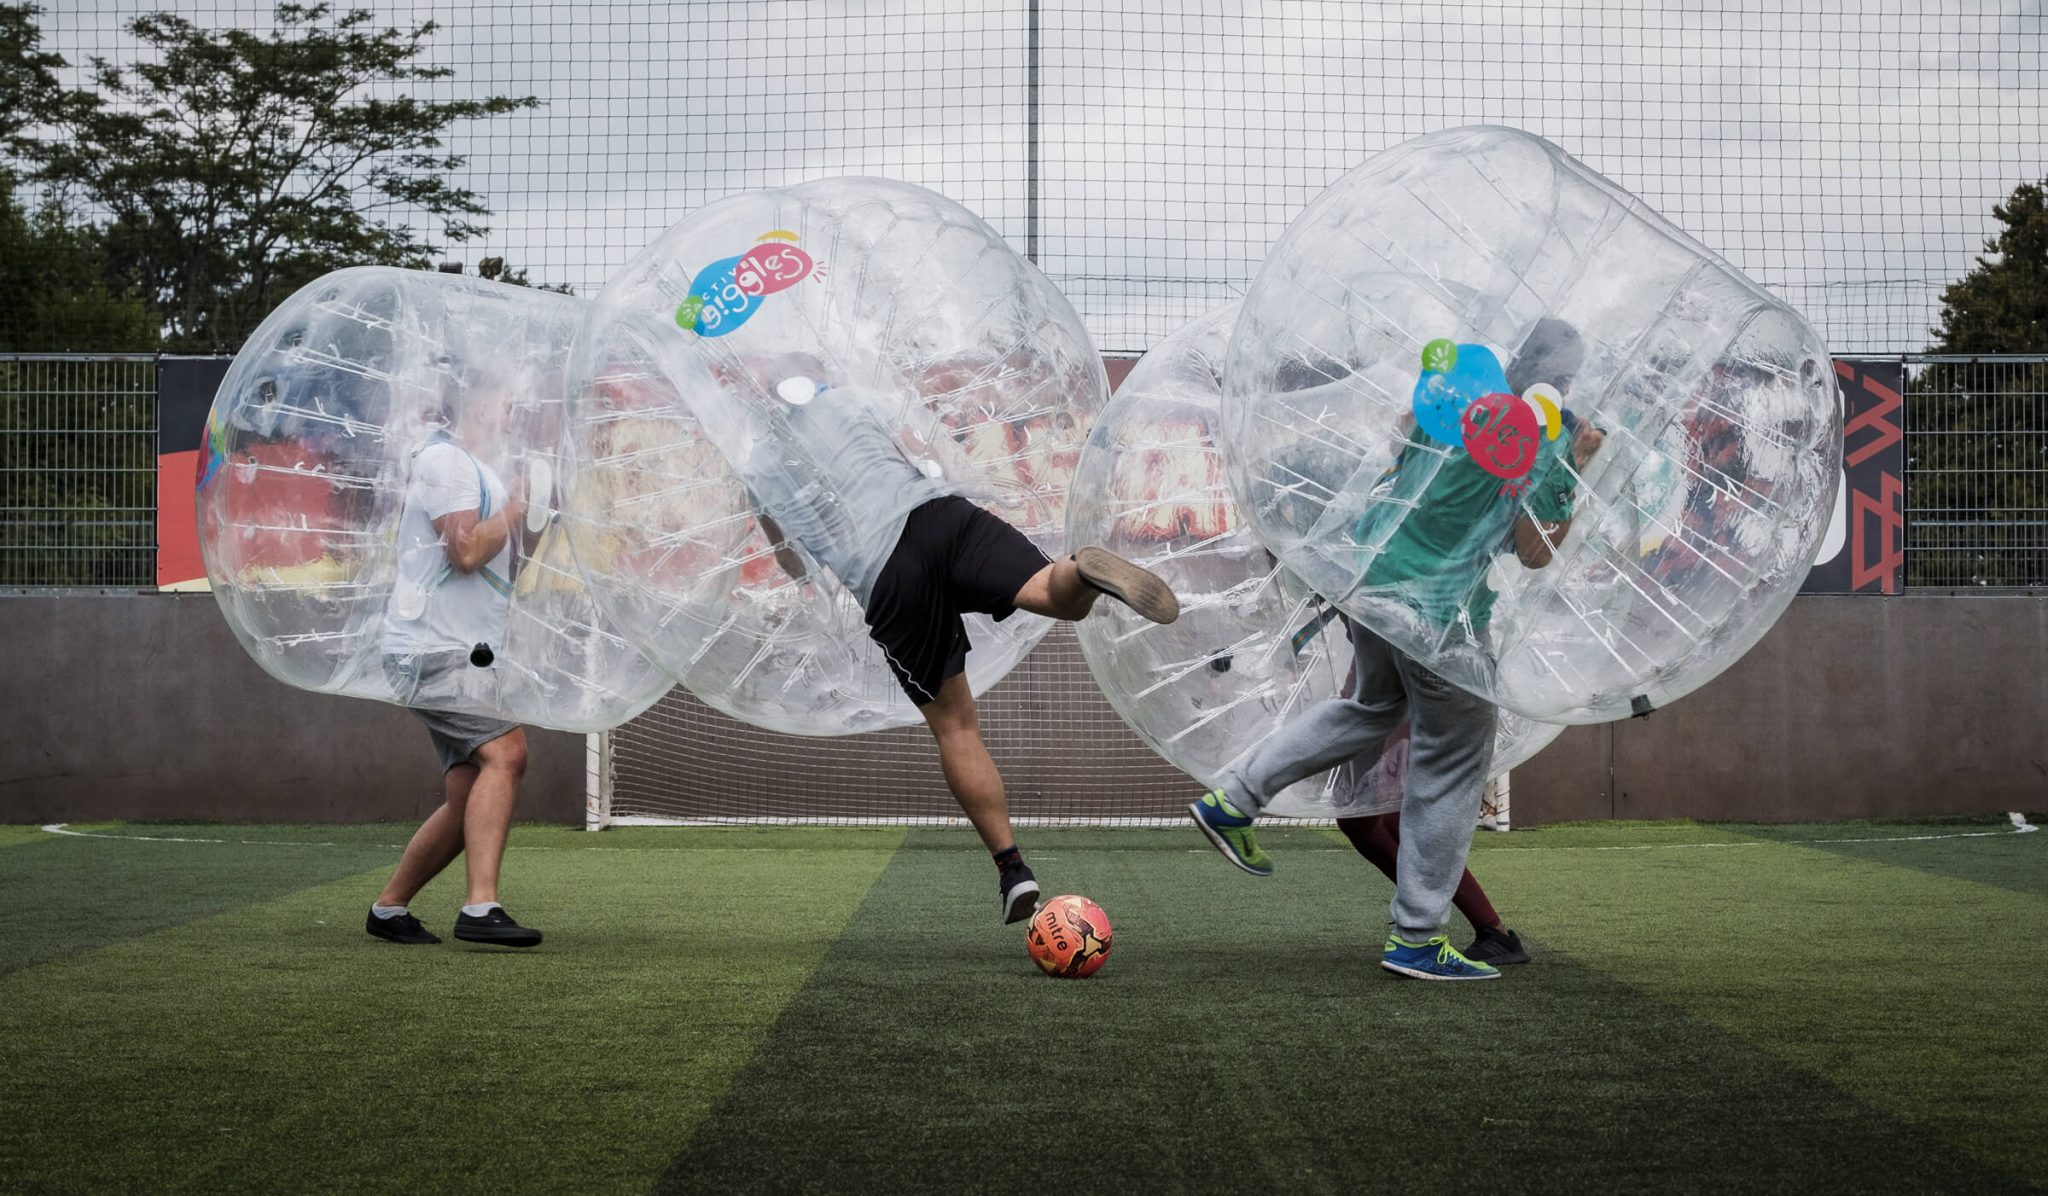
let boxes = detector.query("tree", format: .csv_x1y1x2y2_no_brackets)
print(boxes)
1911,177,2048,586
477,255,572,294
0,178,157,351
0,5,156,351
0,3,63,162
42,3,538,352
1932,181,2048,355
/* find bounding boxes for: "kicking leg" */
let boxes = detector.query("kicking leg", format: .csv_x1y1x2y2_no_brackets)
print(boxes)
1012,548,1179,624
1010,556,1100,621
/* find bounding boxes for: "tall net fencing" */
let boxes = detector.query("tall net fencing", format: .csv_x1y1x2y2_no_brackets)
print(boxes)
18,1,2046,355
13,2,2046,823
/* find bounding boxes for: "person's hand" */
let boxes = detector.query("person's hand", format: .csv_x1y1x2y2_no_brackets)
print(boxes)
500,473,530,530
1571,422,1606,470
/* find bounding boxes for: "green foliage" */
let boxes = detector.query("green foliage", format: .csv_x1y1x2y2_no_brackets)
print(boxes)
38,2,538,352
478,255,574,294
1932,182,2048,354
0,3,62,159
1910,177,2048,587
0,178,158,353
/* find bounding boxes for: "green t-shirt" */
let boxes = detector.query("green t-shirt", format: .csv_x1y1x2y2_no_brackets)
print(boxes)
1353,427,1577,633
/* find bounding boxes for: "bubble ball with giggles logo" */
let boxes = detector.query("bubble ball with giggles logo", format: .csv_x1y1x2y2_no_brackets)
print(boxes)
562,177,1109,735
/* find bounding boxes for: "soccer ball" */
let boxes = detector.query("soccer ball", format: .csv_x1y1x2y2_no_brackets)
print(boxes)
1025,895,1113,978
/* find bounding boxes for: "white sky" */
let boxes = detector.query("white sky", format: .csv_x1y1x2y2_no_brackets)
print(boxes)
40,0,2048,353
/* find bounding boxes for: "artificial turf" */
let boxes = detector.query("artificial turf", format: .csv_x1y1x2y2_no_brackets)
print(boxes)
0,818,2042,1194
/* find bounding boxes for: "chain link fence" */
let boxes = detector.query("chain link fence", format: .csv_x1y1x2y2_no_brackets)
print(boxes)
0,354,159,587
1905,354,2048,589
10,350,2048,591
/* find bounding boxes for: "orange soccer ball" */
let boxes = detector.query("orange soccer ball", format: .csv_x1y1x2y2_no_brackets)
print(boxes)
1025,895,1113,978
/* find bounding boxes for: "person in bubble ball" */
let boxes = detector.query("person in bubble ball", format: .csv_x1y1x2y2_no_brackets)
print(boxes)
1190,318,1602,980
742,354,1182,925
365,368,544,949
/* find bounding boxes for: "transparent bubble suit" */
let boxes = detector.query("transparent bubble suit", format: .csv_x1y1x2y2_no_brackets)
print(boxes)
1070,303,1561,818
198,267,671,732
1223,126,1841,723
564,178,1106,735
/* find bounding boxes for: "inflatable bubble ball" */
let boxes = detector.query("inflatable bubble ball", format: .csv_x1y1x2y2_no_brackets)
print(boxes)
564,177,1107,736
198,266,671,732
1067,303,1561,819
1223,125,1840,723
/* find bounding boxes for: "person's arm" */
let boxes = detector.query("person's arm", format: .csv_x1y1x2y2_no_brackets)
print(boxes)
757,512,808,581
419,445,525,574
433,504,523,573
1511,423,1605,569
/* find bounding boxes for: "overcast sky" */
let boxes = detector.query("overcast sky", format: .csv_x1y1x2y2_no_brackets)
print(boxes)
41,0,2048,353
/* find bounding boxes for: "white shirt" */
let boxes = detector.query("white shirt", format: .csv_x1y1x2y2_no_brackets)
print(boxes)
383,436,513,657
741,387,947,604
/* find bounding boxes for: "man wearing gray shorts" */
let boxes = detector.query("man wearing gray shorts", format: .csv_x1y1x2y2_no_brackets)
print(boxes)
1190,319,1600,981
365,408,541,949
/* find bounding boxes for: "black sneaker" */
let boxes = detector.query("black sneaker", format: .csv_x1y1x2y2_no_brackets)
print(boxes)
999,864,1041,926
366,907,440,945
1464,925,1531,966
452,906,544,948
1074,546,1180,624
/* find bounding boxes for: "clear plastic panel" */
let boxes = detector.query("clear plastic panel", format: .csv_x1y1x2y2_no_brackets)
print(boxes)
1224,127,1839,722
197,267,671,732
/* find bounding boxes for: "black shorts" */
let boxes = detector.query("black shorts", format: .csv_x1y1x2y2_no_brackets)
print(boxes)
865,496,1053,706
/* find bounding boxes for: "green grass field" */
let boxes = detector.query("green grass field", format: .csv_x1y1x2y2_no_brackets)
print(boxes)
1,817,2043,1194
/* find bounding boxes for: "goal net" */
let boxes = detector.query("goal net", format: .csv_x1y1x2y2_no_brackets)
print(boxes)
588,623,1511,830
595,624,1198,827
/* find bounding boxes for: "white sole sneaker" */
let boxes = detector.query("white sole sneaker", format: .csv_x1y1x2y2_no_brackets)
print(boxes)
1001,875,1041,925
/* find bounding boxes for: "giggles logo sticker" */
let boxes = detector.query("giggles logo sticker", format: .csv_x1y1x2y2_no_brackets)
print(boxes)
1411,337,1565,497
675,231,820,337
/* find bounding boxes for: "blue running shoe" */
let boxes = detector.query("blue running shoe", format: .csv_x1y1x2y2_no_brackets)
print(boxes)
1381,934,1501,981
1188,789,1273,876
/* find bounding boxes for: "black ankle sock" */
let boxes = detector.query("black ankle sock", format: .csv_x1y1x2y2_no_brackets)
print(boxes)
993,845,1023,871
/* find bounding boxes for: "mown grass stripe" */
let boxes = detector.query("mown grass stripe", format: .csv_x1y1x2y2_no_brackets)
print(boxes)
1734,818,2048,899
1482,827,2048,1186
0,832,397,976
658,827,2023,1194
0,828,902,1194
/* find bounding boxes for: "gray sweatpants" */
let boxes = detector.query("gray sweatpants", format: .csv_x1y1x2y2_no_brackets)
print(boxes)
1220,618,1497,941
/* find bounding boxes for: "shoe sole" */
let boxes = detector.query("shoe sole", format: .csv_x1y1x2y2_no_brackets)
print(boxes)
1187,801,1274,877
1001,878,1041,925
452,930,543,948
1380,958,1501,981
1468,949,1531,966
1075,547,1180,624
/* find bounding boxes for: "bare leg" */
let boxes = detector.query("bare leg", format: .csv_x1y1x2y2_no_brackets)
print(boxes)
460,729,529,906
1011,557,1099,621
376,763,478,907
919,672,1016,854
